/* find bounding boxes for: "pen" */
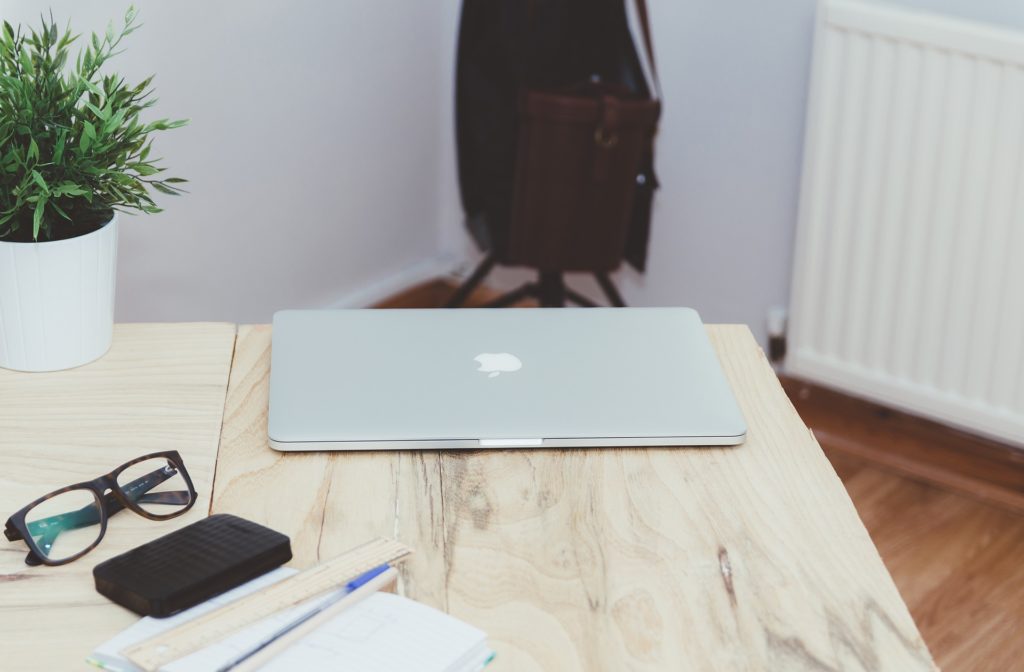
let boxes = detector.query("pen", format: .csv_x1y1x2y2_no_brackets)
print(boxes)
216,564,393,672
343,563,392,591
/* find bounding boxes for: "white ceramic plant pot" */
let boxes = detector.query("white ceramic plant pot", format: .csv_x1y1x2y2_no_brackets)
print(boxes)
0,214,118,372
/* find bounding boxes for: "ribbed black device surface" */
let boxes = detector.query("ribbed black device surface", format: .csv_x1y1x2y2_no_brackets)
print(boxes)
93,514,292,617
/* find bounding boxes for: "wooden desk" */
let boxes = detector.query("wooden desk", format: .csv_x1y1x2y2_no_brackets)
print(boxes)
0,323,937,671
0,324,236,670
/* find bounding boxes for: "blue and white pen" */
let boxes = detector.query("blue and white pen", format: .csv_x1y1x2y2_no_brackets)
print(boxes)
216,564,393,672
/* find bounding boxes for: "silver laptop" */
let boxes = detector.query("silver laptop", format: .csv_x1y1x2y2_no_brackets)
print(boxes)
268,308,746,451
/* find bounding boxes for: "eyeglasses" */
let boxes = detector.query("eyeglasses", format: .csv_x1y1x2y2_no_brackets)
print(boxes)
4,451,197,566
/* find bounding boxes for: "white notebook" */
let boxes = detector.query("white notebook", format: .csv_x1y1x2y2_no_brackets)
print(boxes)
88,567,493,672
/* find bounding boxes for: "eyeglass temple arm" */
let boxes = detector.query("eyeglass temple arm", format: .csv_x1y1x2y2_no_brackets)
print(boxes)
104,464,190,516
3,520,21,542
18,466,189,565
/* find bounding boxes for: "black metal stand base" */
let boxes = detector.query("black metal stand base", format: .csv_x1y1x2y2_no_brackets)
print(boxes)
445,253,628,308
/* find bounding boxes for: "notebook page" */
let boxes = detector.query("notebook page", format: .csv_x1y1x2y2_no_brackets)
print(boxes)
161,587,343,671
90,567,341,672
91,569,491,672
265,592,489,672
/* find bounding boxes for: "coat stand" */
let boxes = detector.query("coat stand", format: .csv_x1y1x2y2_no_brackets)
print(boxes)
445,253,627,308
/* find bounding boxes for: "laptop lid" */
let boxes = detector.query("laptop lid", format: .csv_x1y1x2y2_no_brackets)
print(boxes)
268,308,746,450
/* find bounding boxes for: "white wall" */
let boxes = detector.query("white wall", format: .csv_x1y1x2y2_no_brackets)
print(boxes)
438,0,1024,346
4,1,448,323
876,0,1024,28
436,0,817,346
7,0,1023,340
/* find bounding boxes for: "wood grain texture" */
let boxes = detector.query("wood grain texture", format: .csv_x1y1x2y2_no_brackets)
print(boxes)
210,325,449,609
831,451,1024,672
212,323,935,671
376,278,537,309
0,323,236,671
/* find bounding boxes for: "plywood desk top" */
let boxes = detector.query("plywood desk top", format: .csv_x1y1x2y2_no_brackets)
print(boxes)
0,323,236,671
212,324,936,671
0,322,936,671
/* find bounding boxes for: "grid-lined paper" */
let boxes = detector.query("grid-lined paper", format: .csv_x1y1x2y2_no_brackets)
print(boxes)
90,568,491,672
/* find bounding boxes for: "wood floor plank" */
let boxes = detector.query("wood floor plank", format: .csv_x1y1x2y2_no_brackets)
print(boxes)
375,279,460,309
834,454,1024,672
782,375,1024,512
378,278,537,308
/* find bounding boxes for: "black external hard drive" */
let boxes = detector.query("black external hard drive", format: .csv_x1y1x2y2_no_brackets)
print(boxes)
93,513,292,617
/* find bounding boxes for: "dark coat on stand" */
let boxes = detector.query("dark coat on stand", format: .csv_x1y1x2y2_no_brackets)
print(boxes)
455,0,658,272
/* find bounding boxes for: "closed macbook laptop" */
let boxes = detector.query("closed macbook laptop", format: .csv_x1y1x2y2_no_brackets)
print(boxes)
268,308,746,451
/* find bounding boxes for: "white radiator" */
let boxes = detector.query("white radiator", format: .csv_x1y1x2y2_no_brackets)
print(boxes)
788,0,1024,445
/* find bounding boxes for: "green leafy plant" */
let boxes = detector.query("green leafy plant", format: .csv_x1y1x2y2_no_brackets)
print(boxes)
0,7,187,242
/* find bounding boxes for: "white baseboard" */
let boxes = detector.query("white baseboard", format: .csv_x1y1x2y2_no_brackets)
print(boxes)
787,348,1024,447
326,256,462,309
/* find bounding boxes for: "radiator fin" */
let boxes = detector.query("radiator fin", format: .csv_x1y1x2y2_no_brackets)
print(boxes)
789,1,1024,445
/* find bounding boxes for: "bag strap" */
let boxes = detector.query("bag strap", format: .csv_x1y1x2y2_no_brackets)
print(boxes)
632,0,661,99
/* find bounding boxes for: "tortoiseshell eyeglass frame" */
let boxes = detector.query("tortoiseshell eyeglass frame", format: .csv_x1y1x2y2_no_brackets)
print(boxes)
3,450,197,567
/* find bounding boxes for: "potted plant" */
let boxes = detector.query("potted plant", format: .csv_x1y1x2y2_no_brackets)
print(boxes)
0,7,186,371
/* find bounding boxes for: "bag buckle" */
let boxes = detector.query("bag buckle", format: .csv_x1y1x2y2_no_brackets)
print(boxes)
594,127,619,149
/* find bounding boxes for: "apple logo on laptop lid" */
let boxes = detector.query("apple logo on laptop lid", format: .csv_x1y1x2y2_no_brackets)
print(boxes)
474,353,522,378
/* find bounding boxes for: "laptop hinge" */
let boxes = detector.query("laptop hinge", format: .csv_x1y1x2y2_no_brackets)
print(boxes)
478,438,544,448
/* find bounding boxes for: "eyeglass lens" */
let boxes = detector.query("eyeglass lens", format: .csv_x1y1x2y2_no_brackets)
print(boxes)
116,457,193,516
24,489,103,562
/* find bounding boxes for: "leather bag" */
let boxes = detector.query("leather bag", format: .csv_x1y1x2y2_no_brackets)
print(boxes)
507,0,661,272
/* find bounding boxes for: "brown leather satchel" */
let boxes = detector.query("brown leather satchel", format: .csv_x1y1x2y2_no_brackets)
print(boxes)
508,0,661,273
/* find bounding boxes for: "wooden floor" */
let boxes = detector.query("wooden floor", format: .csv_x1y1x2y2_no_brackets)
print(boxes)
379,279,1024,672
828,450,1024,672
375,278,538,309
